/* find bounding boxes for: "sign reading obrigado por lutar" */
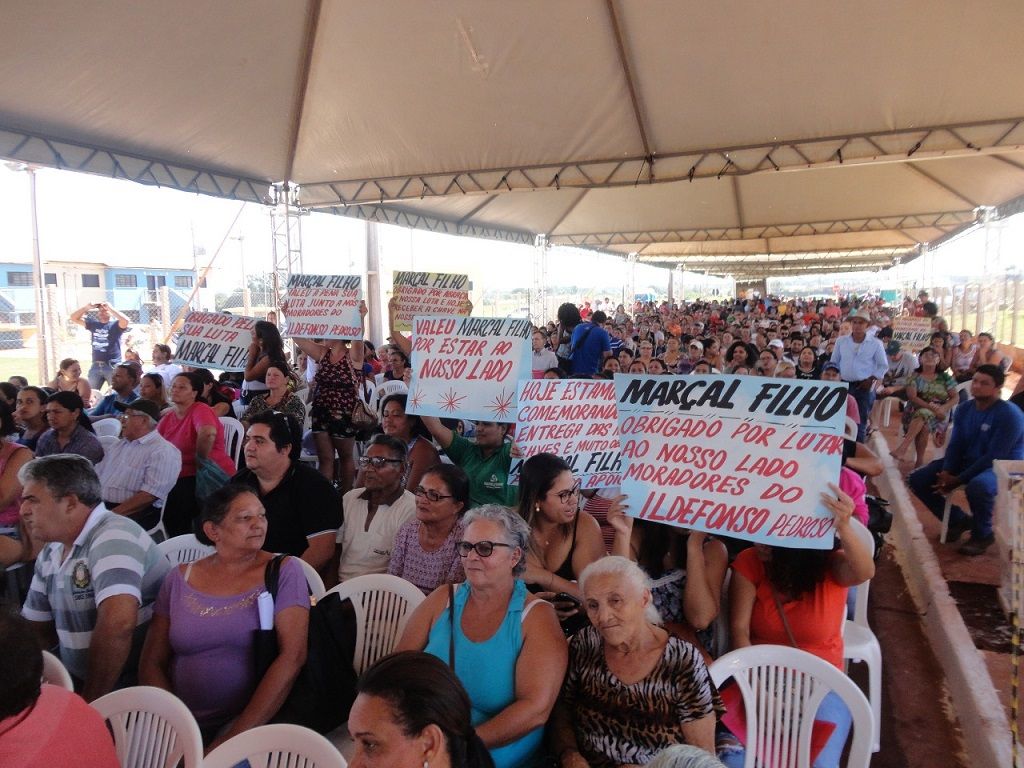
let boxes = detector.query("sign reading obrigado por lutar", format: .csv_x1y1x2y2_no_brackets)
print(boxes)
392,271,470,332
614,374,847,549
405,315,531,421
174,312,257,371
509,379,621,489
284,274,362,339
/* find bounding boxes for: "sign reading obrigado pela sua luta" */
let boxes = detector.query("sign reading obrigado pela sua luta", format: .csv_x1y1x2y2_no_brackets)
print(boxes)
405,315,531,422
614,374,847,549
174,312,256,372
392,271,470,332
284,274,362,339
510,378,621,489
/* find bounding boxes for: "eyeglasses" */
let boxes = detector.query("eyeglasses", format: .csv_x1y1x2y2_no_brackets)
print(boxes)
357,456,405,468
456,540,513,558
552,480,582,503
414,487,454,502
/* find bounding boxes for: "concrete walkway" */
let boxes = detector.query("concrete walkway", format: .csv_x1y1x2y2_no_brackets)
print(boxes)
870,418,1016,767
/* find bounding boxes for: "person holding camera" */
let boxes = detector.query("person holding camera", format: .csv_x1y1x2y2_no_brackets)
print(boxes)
70,302,131,391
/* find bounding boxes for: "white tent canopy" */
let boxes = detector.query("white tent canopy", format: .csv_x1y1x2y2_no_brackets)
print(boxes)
3,0,1023,277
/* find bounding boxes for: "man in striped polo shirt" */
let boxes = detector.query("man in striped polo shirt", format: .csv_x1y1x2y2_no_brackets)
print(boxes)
19,455,170,701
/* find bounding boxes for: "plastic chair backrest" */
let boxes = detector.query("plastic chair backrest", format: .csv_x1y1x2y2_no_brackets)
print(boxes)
839,519,875,628
710,645,873,768
295,556,326,601
219,416,245,468
324,573,425,674
203,723,346,768
90,685,203,768
41,650,73,690
93,418,123,438
98,433,121,452
843,417,859,441
156,534,214,566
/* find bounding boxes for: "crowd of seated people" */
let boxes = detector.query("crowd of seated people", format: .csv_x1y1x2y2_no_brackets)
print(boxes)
4,291,1022,767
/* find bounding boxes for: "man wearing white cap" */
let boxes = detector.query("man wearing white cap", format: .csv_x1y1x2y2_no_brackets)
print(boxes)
829,309,888,441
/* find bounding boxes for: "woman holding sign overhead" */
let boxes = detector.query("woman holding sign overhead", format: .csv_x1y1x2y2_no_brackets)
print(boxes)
721,484,874,768
282,299,367,494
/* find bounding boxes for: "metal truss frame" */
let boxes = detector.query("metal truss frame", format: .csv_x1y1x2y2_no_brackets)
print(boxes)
269,184,305,304
323,203,536,246
549,211,976,248
296,117,1024,207
637,248,913,276
0,125,269,203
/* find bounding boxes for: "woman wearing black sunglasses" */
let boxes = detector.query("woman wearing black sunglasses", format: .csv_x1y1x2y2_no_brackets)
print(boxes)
398,504,567,768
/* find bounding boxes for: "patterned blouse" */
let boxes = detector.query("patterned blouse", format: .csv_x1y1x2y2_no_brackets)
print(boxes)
388,518,465,594
241,392,306,425
562,625,723,768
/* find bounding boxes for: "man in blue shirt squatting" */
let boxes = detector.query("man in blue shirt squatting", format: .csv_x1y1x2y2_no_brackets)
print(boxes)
908,364,1024,556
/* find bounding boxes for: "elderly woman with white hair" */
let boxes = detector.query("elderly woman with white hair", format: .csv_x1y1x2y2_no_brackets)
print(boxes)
551,556,722,768
397,504,567,768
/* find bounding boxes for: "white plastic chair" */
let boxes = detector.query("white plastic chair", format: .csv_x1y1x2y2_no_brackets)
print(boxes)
840,519,881,752
710,645,873,768
98,433,121,452
938,383,973,540
90,685,203,768
875,395,902,428
843,416,859,441
157,534,214,566
203,723,346,768
219,416,245,469
295,556,327,601
324,573,425,675
93,418,123,438
41,650,74,690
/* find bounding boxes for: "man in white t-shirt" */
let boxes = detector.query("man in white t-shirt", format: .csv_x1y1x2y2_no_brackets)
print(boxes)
331,434,416,585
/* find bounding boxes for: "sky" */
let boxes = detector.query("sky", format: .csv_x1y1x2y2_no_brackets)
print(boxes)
0,163,692,302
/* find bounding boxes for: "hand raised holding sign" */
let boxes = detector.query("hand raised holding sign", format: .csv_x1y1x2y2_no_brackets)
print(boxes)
819,482,855,527
823,482,876,587
605,495,633,537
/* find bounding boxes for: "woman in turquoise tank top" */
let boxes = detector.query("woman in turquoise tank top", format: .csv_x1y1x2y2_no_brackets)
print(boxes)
397,505,568,768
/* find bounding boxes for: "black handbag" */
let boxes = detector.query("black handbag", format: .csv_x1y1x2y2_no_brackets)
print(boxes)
257,555,359,734
252,554,286,680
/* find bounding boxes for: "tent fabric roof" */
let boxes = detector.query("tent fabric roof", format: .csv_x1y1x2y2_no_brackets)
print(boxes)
2,0,1024,277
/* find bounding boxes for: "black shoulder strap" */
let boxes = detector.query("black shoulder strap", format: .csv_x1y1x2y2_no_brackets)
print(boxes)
570,324,595,356
264,554,287,599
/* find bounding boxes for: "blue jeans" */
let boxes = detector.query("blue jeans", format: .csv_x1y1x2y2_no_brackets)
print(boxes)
848,384,875,442
88,360,117,390
718,690,852,768
909,459,997,538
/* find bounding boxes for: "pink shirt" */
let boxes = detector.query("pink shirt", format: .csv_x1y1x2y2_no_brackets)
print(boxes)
839,467,869,526
0,684,119,768
157,402,235,478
